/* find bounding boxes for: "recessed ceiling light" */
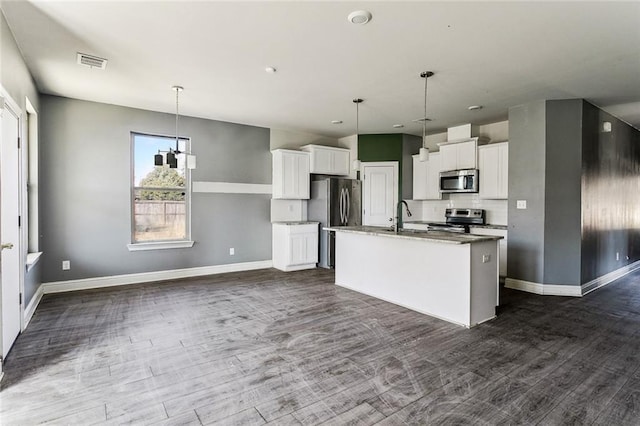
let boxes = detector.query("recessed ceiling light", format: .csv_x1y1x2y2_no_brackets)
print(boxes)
468,105,483,111
393,124,404,128
265,66,277,73
348,10,372,25
331,120,343,124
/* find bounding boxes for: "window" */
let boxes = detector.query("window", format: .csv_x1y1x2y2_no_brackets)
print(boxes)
129,132,193,250
25,97,42,270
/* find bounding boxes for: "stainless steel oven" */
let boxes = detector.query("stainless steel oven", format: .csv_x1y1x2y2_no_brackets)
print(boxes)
440,169,479,193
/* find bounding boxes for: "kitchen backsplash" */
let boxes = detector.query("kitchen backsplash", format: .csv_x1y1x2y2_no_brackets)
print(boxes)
411,194,508,225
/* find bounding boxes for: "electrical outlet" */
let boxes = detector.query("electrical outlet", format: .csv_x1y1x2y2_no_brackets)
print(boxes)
229,248,235,256
616,252,620,261
516,200,527,209
62,260,71,270
482,254,491,263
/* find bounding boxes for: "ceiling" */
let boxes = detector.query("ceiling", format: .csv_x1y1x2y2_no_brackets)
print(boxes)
3,1,640,138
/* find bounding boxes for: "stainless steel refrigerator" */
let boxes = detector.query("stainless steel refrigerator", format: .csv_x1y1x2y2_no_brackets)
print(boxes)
308,177,362,269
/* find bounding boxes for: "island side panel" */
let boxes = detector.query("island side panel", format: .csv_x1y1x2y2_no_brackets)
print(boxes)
334,231,472,327
470,240,499,326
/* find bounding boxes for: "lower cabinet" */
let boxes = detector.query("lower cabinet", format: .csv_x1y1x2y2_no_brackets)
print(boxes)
272,222,319,271
470,227,508,277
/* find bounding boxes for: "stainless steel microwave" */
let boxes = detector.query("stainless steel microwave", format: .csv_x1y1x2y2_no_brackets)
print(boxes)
439,169,479,193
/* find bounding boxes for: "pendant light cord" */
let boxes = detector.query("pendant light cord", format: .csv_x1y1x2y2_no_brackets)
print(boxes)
175,87,180,152
423,73,428,149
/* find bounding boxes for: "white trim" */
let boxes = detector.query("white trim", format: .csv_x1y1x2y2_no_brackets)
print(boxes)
581,259,640,295
506,260,640,297
24,284,43,328
505,278,582,297
127,240,195,251
42,260,273,294
192,181,272,194
26,251,43,272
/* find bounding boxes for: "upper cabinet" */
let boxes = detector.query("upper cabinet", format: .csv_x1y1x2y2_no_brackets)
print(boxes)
300,144,350,176
438,138,481,171
272,149,310,199
478,142,509,199
412,152,442,200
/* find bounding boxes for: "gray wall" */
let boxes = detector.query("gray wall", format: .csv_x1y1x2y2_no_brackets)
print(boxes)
543,100,583,285
581,101,640,283
40,95,271,283
509,98,640,287
1,12,41,305
507,100,547,284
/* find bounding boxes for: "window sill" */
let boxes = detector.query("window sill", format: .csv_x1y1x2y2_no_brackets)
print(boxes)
127,241,195,252
26,251,43,272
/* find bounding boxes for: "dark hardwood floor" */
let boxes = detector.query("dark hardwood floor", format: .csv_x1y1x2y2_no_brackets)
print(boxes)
1,267,640,425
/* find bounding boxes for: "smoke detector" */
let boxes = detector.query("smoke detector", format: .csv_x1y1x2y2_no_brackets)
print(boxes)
348,10,372,25
77,53,108,70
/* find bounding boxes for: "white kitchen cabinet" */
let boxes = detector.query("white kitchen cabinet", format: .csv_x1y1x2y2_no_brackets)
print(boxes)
272,149,310,199
478,142,508,199
470,227,508,277
439,138,480,171
272,222,319,271
300,144,350,175
412,152,442,200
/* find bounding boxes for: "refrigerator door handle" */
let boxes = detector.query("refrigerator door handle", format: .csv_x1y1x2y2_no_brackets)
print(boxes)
345,189,350,223
339,188,345,225
342,188,347,224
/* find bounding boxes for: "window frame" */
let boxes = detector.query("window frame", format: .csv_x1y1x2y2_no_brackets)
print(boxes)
127,131,194,251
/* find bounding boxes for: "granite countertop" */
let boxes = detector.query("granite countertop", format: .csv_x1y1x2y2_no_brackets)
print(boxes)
325,226,503,245
272,221,319,225
403,221,508,231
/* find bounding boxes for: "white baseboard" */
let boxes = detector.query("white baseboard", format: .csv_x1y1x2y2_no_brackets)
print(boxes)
505,278,582,297
24,284,44,328
506,260,640,297
581,259,640,295
42,260,273,294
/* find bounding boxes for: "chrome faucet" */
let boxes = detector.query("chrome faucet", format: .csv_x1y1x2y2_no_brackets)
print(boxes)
392,200,413,233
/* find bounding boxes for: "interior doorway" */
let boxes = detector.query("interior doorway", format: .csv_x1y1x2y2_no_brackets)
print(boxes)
1,91,23,360
361,161,398,227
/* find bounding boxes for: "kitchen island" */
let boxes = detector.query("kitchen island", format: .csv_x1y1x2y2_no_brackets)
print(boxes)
327,226,502,328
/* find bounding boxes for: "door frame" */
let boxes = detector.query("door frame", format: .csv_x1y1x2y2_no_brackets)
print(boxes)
0,85,26,363
361,161,399,227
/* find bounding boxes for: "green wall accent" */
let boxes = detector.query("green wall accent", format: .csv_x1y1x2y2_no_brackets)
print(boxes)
357,134,409,223
357,134,404,163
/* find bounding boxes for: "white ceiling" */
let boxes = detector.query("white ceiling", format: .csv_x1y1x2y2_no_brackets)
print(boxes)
3,1,640,138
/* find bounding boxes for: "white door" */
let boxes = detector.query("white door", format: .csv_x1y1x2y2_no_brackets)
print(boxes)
1,95,22,359
362,162,398,227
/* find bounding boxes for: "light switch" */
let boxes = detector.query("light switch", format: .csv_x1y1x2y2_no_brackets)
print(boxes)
516,200,527,209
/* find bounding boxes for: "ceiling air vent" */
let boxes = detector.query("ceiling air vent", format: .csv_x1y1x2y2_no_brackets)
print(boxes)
76,53,108,70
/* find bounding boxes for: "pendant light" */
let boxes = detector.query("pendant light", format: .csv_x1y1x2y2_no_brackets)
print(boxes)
352,98,363,171
419,71,434,162
154,85,196,169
